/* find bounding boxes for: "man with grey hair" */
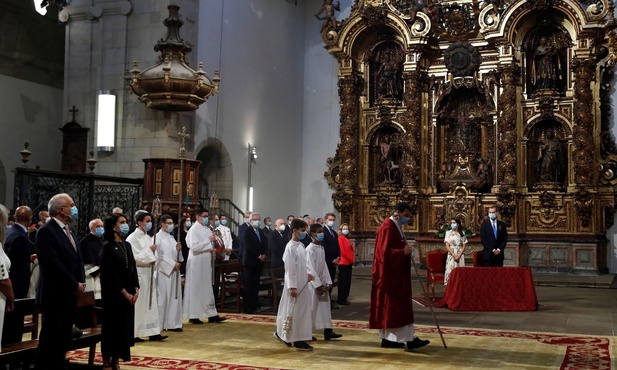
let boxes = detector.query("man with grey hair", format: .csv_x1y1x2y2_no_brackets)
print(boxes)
79,218,104,300
112,207,123,215
35,193,86,369
241,212,267,314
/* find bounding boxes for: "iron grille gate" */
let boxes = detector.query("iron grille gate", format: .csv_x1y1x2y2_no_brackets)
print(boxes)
13,167,143,239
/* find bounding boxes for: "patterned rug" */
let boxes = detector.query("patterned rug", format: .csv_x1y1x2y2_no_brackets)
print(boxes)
66,314,615,370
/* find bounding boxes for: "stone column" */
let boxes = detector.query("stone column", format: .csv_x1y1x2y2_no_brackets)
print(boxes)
496,64,520,185
572,59,596,185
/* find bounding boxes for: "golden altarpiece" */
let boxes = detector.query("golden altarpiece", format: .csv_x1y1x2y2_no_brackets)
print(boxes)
321,0,617,273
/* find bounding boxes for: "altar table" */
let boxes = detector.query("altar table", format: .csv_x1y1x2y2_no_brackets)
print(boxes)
437,267,539,311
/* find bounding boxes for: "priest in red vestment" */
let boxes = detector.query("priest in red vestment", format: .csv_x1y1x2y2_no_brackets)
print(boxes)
369,202,430,351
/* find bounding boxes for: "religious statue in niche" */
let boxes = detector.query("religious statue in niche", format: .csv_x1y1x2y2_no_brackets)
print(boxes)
378,135,401,184
536,127,564,182
315,0,340,33
375,48,404,101
525,27,570,96
532,36,562,90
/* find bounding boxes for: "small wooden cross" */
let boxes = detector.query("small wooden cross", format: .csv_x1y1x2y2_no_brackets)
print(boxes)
69,106,79,122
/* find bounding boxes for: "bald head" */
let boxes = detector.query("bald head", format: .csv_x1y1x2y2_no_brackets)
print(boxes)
14,206,33,226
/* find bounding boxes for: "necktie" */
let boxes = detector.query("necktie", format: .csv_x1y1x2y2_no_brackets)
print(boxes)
64,225,77,251
492,222,497,239
329,227,335,238
255,229,261,242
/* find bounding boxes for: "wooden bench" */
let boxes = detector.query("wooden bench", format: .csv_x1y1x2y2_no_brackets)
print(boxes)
0,291,101,368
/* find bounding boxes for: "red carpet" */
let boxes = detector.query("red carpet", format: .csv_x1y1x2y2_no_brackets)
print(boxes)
412,296,442,307
66,314,612,370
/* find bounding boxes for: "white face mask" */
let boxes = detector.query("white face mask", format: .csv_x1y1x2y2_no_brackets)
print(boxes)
278,224,286,232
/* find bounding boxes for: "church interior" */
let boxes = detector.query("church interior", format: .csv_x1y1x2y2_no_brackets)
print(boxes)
1,0,617,368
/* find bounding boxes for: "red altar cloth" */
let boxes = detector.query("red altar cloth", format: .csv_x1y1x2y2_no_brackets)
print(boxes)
436,267,539,311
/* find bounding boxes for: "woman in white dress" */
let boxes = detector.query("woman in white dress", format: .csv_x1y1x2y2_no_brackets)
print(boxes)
0,205,16,353
444,218,467,286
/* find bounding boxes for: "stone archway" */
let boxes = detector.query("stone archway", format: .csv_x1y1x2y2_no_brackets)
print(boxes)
195,138,233,202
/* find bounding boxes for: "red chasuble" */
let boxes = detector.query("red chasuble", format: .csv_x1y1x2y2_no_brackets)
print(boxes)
369,218,414,329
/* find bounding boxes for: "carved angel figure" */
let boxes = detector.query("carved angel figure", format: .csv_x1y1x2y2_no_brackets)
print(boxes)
315,0,340,33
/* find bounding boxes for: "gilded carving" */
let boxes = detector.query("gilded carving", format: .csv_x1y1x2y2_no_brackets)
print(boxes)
401,71,421,187
496,185,516,226
429,1,480,41
337,74,364,188
574,187,593,228
321,0,616,272
572,59,596,185
497,64,520,185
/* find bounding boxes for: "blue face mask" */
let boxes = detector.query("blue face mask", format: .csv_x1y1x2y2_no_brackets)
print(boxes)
144,222,153,232
94,227,105,237
70,206,79,220
185,221,192,228
342,229,349,235
119,223,130,236
214,221,220,228
316,233,325,242
201,217,209,226
297,231,307,240
488,213,497,220
451,223,458,230
5,225,11,231
400,217,410,224
166,224,175,233
221,219,227,226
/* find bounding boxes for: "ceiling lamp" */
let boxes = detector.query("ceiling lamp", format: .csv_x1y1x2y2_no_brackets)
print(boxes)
126,5,220,111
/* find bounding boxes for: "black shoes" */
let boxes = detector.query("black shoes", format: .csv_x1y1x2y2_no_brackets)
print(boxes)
337,300,351,306
168,328,183,332
324,329,342,340
133,337,145,343
330,302,339,310
208,315,227,323
189,318,204,324
406,337,430,350
149,334,169,341
274,332,292,347
381,339,405,348
293,341,313,351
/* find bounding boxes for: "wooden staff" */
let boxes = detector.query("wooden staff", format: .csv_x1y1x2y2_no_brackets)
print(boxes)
175,126,189,300
150,196,162,310
404,234,447,349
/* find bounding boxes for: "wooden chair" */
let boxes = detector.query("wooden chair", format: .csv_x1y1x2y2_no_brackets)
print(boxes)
68,290,102,366
425,251,447,299
219,261,243,313
473,250,484,267
269,267,285,312
20,298,39,340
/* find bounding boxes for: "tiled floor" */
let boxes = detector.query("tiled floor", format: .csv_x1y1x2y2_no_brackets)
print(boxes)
330,267,617,336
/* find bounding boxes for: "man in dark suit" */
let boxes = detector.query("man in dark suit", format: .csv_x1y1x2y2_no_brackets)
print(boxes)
35,193,86,370
262,217,273,235
480,206,508,267
237,212,251,260
241,213,267,314
3,205,34,345
268,219,288,268
322,212,341,309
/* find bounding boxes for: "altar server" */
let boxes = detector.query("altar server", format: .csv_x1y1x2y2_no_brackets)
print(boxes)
306,223,342,341
126,211,167,342
274,219,314,351
156,215,183,331
183,208,226,324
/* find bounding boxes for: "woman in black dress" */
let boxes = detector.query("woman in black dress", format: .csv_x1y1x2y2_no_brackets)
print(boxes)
100,213,139,370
